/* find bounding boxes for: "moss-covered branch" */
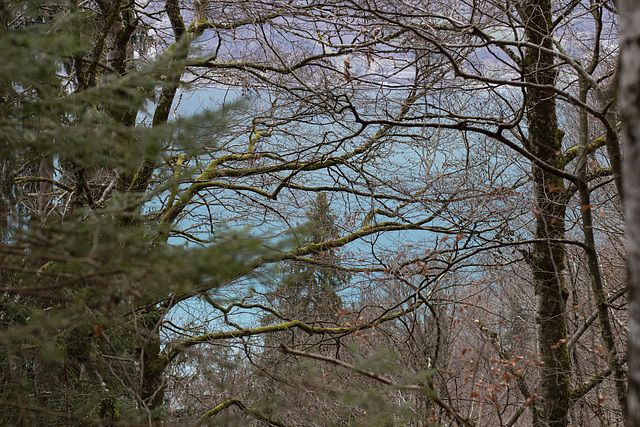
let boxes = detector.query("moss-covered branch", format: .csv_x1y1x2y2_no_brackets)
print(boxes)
563,134,606,166
159,143,373,227
200,398,288,426
569,355,627,403
160,85,423,233
165,0,186,39
167,302,419,364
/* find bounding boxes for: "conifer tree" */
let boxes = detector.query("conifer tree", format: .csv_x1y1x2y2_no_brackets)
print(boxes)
271,193,347,319
0,1,255,423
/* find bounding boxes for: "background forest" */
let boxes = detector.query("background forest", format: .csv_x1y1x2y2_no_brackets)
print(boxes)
1,0,638,426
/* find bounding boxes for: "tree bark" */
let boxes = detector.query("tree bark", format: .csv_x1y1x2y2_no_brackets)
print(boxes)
619,1,640,425
521,1,571,425
138,308,168,412
577,78,628,420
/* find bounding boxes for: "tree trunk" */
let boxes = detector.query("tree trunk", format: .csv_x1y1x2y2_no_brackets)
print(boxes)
521,1,571,425
577,79,628,420
620,1,640,425
138,308,168,413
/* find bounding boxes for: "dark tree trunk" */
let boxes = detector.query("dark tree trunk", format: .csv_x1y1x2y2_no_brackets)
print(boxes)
521,1,571,425
138,308,169,412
